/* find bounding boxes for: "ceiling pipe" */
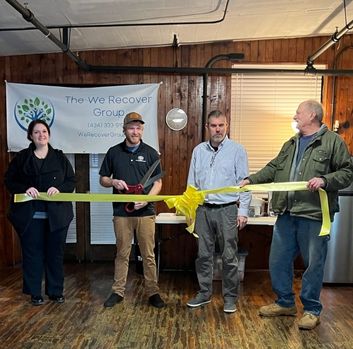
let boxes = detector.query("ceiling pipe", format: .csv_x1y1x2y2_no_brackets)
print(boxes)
6,0,353,78
5,0,89,69
202,54,244,140
2,0,231,32
88,65,353,75
306,18,353,69
62,27,70,48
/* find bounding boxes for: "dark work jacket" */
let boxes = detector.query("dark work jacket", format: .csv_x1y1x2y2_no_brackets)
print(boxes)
4,143,76,233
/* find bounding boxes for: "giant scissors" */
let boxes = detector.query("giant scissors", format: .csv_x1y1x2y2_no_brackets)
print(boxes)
124,159,163,212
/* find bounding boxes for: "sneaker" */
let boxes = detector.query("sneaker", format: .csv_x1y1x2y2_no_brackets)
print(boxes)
187,294,211,308
48,295,65,304
259,303,297,317
224,300,237,313
104,293,124,308
298,312,320,330
31,295,44,306
149,294,165,308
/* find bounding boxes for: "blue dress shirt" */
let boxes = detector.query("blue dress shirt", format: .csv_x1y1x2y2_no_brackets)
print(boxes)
187,136,251,216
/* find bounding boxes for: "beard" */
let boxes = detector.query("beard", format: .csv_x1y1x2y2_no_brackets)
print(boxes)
211,133,224,142
125,134,141,146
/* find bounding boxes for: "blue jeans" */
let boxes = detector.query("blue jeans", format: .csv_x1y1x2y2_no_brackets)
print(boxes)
270,213,329,316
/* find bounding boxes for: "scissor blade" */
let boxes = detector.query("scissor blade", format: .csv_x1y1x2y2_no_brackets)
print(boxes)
139,159,160,187
143,170,165,188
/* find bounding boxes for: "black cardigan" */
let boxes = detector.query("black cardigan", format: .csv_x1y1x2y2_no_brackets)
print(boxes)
5,143,76,233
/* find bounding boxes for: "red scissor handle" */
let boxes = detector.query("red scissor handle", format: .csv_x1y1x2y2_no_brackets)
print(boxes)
125,184,144,194
124,184,144,212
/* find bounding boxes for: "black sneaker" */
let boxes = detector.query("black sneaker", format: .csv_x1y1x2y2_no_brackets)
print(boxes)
49,295,65,304
31,295,44,306
149,294,165,308
104,293,124,308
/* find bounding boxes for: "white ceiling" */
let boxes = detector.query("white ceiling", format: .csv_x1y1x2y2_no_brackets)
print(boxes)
0,0,353,57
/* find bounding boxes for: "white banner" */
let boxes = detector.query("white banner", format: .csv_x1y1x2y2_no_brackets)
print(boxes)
6,82,160,153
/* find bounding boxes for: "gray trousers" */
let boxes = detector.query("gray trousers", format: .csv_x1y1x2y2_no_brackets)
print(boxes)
195,204,239,301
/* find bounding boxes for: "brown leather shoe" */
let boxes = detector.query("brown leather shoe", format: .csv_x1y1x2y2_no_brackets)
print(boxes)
259,303,297,317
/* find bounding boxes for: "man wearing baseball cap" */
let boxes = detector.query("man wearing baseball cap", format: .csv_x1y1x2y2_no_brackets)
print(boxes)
123,111,145,125
99,111,165,309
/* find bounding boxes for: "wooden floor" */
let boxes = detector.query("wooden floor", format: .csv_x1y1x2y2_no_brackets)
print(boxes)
1,263,353,349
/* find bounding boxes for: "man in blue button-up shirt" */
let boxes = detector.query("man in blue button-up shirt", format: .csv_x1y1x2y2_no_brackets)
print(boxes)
186,110,251,313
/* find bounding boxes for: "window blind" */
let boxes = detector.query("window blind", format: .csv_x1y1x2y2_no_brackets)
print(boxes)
90,153,116,244
230,64,324,174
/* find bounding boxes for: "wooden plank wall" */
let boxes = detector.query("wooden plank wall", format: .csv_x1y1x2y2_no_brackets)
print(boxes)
1,35,353,267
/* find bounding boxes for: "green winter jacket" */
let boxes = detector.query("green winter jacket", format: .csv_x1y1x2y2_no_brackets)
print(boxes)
248,125,353,221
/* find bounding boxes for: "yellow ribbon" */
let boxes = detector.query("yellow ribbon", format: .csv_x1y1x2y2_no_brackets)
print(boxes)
14,192,175,203
14,181,331,237
164,185,205,236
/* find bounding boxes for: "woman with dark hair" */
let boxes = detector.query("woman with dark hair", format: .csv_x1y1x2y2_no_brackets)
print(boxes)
5,119,75,306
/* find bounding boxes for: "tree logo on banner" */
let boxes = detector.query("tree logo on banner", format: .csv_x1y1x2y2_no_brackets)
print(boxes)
14,97,55,130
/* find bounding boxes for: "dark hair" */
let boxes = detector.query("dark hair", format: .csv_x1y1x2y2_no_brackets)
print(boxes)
27,120,51,141
207,110,225,121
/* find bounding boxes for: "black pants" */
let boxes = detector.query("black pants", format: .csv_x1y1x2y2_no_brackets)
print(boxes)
19,219,69,297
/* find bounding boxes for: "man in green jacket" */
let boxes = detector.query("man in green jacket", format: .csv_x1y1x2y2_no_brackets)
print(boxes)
241,99,353,330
